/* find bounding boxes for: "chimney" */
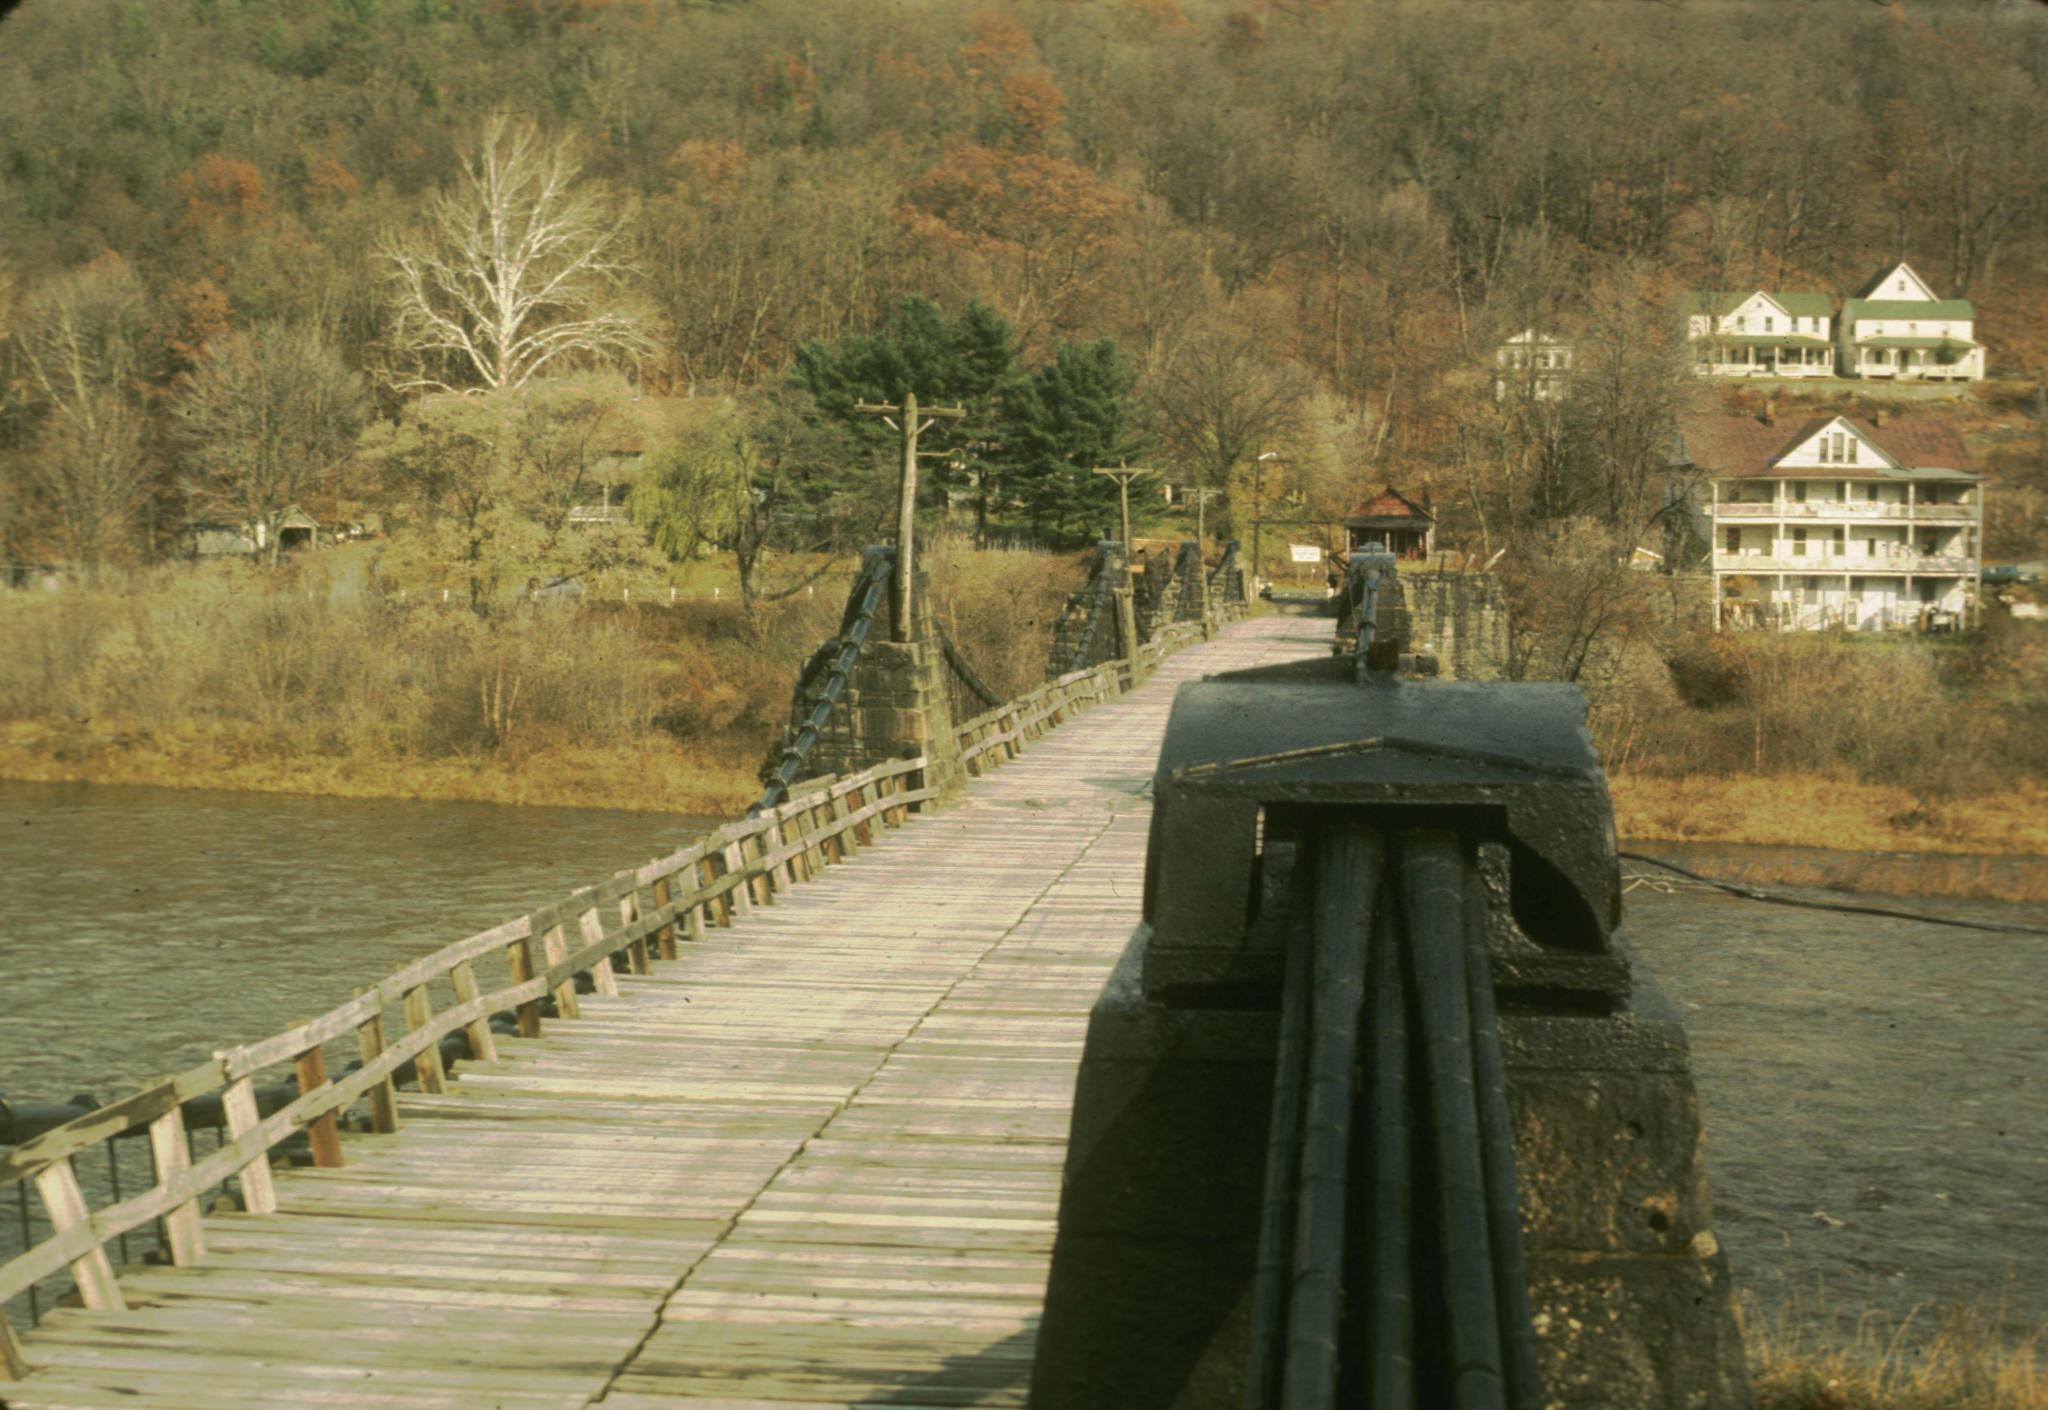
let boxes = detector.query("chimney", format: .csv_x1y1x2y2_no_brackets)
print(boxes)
1759,397,1776,427
1871,408,1885,428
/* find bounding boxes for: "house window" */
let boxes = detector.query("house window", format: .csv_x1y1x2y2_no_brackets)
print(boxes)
1847,437,1858,464
1831,527,1845,555
1896,279,1906,293
1838,481,1849,501
1793,529,1808,556
1737,315,1748,331
1793,480,1807,502
1725,528,1740,554
1909,322,1918,335
1819,436,1834,464
1764,315,1774,332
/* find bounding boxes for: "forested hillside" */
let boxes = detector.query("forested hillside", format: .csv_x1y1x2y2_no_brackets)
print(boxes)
3,0,2045,573
2,0,2046,848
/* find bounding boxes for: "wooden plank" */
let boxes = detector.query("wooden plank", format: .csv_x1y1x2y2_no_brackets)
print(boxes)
217,1074,275,1216
292,1039,344,1170
578,904,621,999
401,986,447,1095
539,923,580,1020
145,1100,205,1266
450,961,498,1064
33,1160,123,1310
356,1001,401,1133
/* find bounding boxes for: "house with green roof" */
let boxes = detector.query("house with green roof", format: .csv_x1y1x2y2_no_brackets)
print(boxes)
1683,289,1836,379
1838,261,1983,382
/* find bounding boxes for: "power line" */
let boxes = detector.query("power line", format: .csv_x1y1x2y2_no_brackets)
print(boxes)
1617,851,2048,937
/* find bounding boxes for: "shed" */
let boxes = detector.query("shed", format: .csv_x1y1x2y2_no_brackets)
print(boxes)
1341,487,1434,559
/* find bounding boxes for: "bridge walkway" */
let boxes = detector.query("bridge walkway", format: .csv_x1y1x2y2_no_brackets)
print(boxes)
1,612,1327,1410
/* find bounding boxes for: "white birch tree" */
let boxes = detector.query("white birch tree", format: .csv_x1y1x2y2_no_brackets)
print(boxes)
384,116,653,393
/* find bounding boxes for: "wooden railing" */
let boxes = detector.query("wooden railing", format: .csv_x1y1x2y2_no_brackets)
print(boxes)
954,661,1127,776
0,755,931,1377
0,600,1261,1374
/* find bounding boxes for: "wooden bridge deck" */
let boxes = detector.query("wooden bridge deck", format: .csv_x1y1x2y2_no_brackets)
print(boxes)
1,613,1328,1410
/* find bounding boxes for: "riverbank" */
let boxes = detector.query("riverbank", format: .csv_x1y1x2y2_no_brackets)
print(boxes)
8,732,2046,904
0,722,767,816
1611,773,2048,901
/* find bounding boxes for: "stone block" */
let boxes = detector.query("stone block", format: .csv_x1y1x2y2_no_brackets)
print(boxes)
1527,1247,1750,1410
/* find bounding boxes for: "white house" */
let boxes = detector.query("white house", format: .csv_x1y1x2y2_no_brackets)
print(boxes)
1838,261,1984,382
1494,328,1572,401
1684,290,1836,378
1677,410,1983,631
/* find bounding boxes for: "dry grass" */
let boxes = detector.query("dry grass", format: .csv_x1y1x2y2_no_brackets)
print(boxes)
1747,1293,2047,1410
1611,774,2048,857
0,542,1093,814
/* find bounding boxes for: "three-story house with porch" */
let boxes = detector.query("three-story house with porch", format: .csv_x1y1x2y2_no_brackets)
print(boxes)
1676,411,1983,630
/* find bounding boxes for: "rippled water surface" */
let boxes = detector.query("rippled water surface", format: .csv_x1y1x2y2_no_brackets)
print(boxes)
1625,883,2048,1338
0,779,713,1103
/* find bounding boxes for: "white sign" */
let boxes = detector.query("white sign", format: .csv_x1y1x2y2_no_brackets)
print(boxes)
1289,543,1323,563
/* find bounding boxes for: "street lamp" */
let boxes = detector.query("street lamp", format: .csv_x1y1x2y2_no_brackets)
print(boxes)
1252,451,1280,592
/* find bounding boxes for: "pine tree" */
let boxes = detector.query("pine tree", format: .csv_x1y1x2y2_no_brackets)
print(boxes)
997,338,1147,540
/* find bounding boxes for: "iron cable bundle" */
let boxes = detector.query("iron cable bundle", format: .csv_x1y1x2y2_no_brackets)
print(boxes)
1243,822,1542,1410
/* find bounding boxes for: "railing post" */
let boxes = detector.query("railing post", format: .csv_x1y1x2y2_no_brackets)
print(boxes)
219,1072,277,1215
450,960,499,1061
401,985,447,1094
652,875,678,960
146,1099,206,1265
620,890,651,975
540,921,580,1019
356,998,403,1130
34,1158,125,1309
720,840,753,917
292,1036,344,1169
577,901,620,996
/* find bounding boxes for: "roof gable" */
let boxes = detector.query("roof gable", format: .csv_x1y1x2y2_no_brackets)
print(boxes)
1857,261,1938,301
1343,486,1433,523
1786,417,1898,470
1676,412,1974,478
1688,289,1832,322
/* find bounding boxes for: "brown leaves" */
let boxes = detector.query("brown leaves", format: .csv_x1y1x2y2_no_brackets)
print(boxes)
176,155,270,238
900,144,1131,344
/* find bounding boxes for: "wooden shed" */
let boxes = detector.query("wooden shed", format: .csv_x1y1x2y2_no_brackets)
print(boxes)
1342,487,1434,559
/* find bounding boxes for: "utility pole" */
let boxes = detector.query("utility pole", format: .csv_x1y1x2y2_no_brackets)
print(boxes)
857,391,966,642
1092,462,1154,557
1251,451,1280,594
1093,462,1154,676
1175,484,1223,620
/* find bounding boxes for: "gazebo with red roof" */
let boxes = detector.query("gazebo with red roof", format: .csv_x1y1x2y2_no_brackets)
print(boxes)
1342,487,1434,559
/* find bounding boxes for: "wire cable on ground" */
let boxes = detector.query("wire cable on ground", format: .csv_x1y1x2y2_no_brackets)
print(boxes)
1617,851,2048,937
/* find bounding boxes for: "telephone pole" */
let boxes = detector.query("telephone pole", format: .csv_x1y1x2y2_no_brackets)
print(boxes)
1251,451,1280,593
857,391,966,642
1092,462,1154,557
1175,484,1223,619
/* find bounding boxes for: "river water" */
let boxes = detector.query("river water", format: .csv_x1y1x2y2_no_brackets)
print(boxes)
0,779,714,1104
0,782,2041,1348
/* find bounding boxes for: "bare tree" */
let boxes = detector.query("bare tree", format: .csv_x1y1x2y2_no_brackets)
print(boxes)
11,261,153,579
1144,312,1312,531
384,116,653,393
172,322,367,566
